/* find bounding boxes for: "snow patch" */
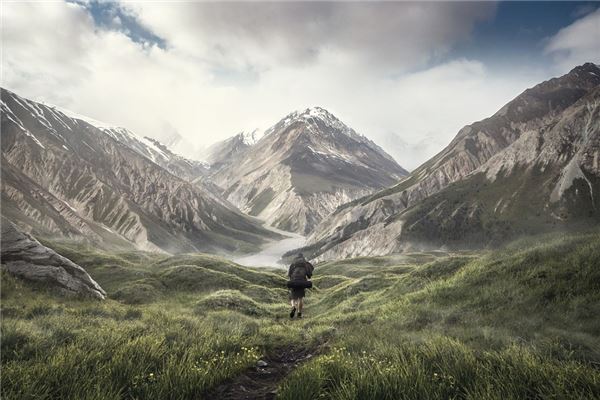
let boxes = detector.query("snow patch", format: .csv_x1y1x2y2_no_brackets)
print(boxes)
140,136,169,161
51,105,118,129
61,200,77,212
240,129,262,145
100,225,115,234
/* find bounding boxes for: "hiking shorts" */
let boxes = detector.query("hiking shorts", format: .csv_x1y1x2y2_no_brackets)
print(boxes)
289,288,305,300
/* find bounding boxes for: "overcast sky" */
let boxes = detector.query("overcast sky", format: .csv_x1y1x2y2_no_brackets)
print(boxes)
3,1,600,169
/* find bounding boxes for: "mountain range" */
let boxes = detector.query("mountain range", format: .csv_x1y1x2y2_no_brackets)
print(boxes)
0,88,279,254
204,107,408,234
2,63,598,261
300,63,600,260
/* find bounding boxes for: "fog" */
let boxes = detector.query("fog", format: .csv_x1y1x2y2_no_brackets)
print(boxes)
233,228,306,269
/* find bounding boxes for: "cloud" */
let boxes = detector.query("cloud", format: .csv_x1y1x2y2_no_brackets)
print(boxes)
124,1,496,72
2,2,95,104
545,8,600,72
1,1,549,169
297,59,539,170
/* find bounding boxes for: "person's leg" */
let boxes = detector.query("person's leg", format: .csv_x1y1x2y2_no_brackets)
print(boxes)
297,298,304,317
290,297,297,318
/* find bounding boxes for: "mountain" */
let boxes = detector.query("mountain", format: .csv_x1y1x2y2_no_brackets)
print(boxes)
48,107,210,182
209,107,408,234
201,130,261,173
137,136,209,182
1,88,278,254
302,63,600,260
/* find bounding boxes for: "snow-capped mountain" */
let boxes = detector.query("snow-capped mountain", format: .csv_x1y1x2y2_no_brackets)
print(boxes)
210,107,408,234
1,88,278,253
302,63,600,260
200,129,262,172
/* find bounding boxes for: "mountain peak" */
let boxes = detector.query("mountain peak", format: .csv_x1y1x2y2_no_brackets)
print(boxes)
570,62,600,75
561,62,600,86
299,106,331,117
264,106,365,144
209,105,408,235
293,106,339,123
236,129,261,146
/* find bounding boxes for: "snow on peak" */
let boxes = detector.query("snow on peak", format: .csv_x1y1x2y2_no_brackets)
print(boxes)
239,129,262,145
45,103,119,130
288,106,337,122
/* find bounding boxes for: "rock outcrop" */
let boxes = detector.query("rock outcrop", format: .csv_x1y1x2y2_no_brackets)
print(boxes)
1,219,106,299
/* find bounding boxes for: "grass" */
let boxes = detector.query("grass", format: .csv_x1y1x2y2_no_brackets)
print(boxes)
279,339,598,400
2,230,600,399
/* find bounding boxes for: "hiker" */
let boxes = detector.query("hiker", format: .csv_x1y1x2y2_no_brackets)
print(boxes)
287,253,314,319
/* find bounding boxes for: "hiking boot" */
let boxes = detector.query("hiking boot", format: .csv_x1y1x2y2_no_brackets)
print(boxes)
297,312,302,319
289,307,296,319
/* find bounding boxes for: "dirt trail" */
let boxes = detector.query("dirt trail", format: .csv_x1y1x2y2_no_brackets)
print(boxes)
207,347,315,400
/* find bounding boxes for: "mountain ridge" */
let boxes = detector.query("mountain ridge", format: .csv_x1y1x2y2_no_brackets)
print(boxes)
1,87,278,254
207,106,409,235
301,63,600,260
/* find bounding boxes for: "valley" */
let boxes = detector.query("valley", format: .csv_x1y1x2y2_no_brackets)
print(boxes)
233,224,306,268
2,71,599,399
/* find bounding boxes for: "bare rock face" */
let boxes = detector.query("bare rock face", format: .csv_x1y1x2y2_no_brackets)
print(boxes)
1,219,106,299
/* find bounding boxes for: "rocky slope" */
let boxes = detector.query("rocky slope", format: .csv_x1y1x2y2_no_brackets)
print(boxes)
209,107,408,234
303,63,600,260
1,88,277,254
1,218,106,299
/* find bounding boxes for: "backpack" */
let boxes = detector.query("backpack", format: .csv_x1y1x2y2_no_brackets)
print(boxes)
289,259,314,281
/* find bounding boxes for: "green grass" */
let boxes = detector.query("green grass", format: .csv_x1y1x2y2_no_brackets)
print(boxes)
2,230,600,399
280,338,598,400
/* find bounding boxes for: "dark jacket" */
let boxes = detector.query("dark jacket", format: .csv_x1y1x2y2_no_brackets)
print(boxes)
288,256,314,282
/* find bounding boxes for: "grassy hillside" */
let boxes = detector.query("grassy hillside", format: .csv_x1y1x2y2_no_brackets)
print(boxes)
398,169,600,249
2,231,600,399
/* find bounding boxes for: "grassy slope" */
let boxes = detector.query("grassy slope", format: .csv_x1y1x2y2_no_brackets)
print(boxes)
398,167,600,249
2,231,600,399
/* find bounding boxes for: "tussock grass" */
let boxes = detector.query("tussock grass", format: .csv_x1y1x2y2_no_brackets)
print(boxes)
2,231,600,399
279,338,599,400
277,231,600,399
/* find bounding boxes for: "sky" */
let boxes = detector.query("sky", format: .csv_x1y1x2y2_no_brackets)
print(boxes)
3,1,600,170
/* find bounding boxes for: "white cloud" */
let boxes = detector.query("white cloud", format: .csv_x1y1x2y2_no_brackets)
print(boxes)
545,8,600,73
124,2,496,72
2,2,95,104
1,1,554,169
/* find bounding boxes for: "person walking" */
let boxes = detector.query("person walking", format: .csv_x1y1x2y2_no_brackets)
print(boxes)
288,253,314,319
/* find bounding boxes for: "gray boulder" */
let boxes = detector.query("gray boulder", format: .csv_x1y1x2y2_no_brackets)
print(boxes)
1,219,106,299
